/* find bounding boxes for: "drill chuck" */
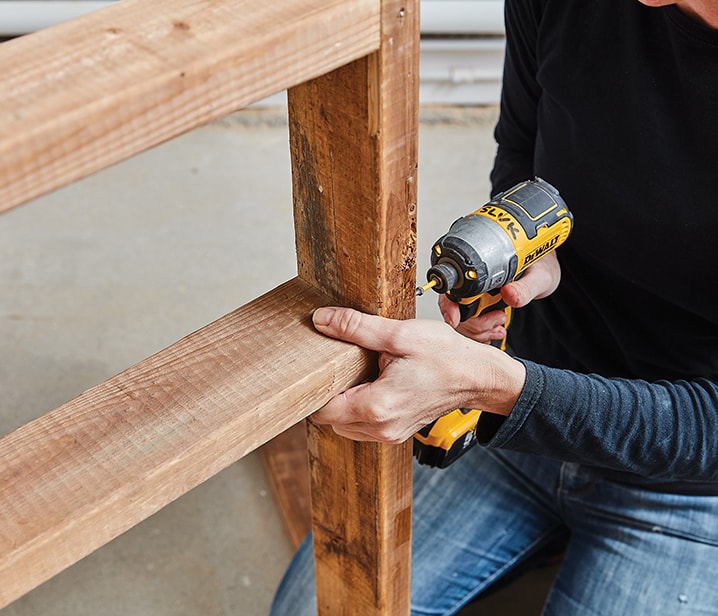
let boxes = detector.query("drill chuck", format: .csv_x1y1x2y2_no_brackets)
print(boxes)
425,262,459,293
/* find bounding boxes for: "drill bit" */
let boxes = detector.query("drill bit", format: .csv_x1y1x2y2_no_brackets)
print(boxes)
416,279,438,296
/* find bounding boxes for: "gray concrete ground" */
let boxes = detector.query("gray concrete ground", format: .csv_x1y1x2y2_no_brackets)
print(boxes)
1,105,553,615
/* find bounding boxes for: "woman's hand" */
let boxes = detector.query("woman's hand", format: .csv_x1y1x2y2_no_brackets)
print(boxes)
439,252,562,342
310,307,526,443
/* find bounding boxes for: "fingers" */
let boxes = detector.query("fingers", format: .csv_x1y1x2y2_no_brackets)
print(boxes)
438,295,461,327
439,294,506,343
313,307,402,354
311,381,414,444
455,310,507,343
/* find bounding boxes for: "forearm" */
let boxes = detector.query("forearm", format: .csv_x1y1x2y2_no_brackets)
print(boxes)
478,360,718,481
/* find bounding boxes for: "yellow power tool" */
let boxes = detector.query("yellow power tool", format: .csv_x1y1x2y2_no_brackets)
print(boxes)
414,178,573,468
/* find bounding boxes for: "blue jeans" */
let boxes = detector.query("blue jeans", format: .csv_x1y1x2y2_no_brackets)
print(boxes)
270,447,718,615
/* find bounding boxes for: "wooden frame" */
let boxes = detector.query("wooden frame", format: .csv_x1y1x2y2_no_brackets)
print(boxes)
0,1,418,613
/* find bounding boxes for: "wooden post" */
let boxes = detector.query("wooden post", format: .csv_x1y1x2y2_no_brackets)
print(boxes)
288,0,419,613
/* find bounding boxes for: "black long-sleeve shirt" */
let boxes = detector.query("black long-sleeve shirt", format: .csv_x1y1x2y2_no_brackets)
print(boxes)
480,0,718,493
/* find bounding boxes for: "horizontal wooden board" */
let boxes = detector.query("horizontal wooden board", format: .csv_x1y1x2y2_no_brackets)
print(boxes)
0,0,380,213
0,278,373,608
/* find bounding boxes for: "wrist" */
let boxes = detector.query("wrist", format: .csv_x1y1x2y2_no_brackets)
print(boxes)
465,346,526,416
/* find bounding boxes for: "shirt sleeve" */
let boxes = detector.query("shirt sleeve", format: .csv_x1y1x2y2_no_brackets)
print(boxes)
477,360,718,482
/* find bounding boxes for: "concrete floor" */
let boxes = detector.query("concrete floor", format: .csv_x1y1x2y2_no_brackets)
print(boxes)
0,105,555,615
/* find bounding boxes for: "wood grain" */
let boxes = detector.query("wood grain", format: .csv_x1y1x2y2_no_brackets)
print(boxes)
287,0,420,612
259,421,312,550
0,0,380,214
0,278,373,608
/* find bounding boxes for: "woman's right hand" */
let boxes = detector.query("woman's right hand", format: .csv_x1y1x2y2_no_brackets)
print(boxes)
438,251,563,343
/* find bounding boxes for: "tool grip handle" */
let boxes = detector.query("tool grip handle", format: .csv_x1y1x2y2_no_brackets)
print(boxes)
458,288,506,321
458,289,512,350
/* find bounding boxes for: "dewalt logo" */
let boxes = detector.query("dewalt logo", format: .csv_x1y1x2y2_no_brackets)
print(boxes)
523,236,560,268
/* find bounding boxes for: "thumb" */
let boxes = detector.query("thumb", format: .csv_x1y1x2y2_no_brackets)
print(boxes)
501,253,561,308
312,307,398,352
501,278,537,308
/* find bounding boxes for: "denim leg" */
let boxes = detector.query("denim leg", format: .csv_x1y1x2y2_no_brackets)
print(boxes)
270,447,567,616
270,532,316,616
410,448,565,615
544,465,718,615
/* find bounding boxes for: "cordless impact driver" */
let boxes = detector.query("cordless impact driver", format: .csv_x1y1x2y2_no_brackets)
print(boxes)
414,178,573,468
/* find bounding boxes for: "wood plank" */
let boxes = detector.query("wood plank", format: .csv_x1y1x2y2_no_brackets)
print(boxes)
287,0,420,612
307,424,414,613
0,0,380,214
0,278,373,609
259,421,312,550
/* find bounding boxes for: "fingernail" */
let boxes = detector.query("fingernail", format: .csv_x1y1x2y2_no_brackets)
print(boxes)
313,307,335,327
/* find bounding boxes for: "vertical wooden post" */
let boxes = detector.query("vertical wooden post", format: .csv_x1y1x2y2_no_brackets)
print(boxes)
287,0,419,613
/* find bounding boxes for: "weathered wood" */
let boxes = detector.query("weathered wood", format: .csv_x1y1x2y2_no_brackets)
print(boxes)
0,278,373,609
259,422,312,550
0,0,380,214
308,423,414,612
287,0,420,612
